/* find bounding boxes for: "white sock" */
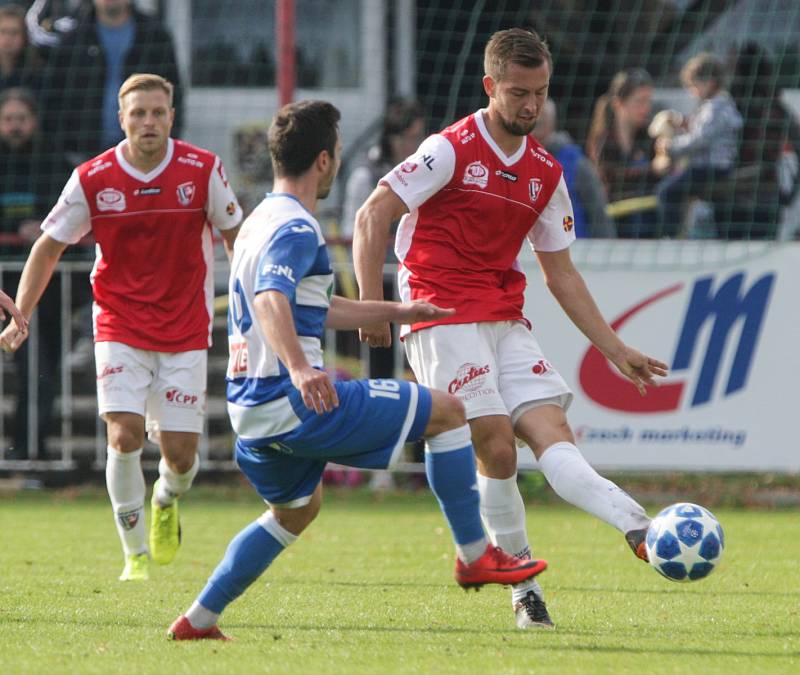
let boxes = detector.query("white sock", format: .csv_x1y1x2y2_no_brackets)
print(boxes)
538,442,650,533
457,538,488,564
476,472,543,603
154,454,200,507
185,601,220,630
105,446,147,556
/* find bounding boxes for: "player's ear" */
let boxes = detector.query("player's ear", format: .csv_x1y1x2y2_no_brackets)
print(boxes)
117,108,124,129
483,74,496,98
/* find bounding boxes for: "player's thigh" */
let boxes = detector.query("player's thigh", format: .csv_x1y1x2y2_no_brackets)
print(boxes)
105,411,146,452
424,388,467,437
236,440,326,509
282,379,432,470
95,341,155,419
404,323,507,420
495,322,573,422
146,349,206,436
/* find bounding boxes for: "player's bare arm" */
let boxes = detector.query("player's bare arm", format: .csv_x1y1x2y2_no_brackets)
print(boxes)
253,289,339,414
326,296,454,331
219,226,240,262
352,184,409,347
0,234,68,353
536,247,668,395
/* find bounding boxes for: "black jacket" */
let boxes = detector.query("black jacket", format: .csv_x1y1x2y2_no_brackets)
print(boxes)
40,8,183,160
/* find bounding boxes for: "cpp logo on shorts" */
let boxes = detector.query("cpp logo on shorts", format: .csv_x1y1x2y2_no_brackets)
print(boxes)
579,271,775,413
165,388,199,408
449,363,491,394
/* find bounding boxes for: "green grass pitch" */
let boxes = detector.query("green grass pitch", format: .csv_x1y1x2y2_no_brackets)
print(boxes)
1,488,798,674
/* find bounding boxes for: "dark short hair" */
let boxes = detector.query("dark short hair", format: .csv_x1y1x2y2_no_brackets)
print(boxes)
0,87,38,117
484,28,552,81
380,98,425,160
269,100,341,178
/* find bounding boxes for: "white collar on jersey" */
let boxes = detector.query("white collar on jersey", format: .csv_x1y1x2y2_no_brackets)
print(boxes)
114,137,175,183
475,109,528,167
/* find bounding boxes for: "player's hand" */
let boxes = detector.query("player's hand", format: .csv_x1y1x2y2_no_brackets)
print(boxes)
0,317,30,354
394,301,455,325
610,346,669,396
290,364,339,414
359,322,392,348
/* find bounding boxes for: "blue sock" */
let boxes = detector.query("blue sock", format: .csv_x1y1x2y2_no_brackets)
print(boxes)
197,520,285,614
425,445,486,546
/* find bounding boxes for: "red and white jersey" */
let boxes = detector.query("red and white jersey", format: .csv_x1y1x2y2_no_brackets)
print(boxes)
381,109,575,334
43,138,242,352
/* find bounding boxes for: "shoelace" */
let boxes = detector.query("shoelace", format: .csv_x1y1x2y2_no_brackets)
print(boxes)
521,592,548,621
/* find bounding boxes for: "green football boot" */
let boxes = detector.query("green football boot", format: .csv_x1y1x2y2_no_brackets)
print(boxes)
150,480,182,565
119,553,150,581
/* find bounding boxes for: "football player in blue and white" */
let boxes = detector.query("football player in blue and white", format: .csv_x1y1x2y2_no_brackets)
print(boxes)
167,100,548,640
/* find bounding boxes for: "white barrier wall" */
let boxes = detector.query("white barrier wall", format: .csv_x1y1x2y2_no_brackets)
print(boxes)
517,241,800,472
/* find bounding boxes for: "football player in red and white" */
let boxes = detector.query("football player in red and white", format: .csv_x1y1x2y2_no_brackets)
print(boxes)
354,29,668,629
0,73,242,581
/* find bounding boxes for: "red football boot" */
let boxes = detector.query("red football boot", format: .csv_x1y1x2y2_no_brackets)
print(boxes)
455,545,547,590
167,615,230,641
625,528,650,562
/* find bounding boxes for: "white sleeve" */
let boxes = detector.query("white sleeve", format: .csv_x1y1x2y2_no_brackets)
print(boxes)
526,175,576,252
206,156,243,230
41,170,91,245
379,134,456,211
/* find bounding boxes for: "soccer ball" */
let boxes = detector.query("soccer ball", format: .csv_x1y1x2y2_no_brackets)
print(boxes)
645,503,724,582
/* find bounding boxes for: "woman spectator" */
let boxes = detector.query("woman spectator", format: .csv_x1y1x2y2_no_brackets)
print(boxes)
0,3,40,94
586,68,659,237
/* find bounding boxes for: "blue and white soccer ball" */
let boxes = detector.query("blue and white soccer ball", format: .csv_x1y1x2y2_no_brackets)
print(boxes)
645,503,724,582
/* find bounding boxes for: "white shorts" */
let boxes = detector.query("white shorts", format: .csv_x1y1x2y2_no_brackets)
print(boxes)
404,321,573,423
94,341,207,434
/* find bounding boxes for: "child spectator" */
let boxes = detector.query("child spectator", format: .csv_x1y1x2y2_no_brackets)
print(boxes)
656,53,743,237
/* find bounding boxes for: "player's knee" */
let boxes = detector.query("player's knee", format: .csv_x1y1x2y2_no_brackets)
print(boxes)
272,500,320,536
106,423,144,453
425,390,467,437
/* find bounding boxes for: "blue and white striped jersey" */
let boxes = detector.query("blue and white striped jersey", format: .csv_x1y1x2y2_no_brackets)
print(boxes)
226,193,333,445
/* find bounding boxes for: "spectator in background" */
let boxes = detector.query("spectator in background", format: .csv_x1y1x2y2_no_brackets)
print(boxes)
535,99,614,238
729,42,800,239
0,87,70,460
586,68,659,237
656,53,743,238
0,3,40,94
33,0,183,163
342,99,426,239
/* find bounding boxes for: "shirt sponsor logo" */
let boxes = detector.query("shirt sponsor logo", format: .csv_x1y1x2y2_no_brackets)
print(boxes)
87,160,112,177
134,187,161,196
463,161,489,189
529,178,543,203
176,181,196,206
96,188,126,212
531,147,554,167
563,215,574,232
165,388,199,408
401,161,418,173
448,363,491,394
178,155,205,168
496,169,518,182
97,364,124,380
262,263,296,282
459,128,476,144
422,154,435,170
392,169,409,186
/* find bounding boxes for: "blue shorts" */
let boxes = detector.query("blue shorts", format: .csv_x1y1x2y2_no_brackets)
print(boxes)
235,379,431,506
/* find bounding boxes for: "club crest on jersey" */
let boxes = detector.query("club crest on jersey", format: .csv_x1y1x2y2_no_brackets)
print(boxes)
96,188,126,212
529,178,543,203
463,161,488,189
563,215,574,232
176,181,196,206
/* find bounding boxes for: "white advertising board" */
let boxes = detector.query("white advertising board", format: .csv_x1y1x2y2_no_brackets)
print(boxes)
517,240,800,472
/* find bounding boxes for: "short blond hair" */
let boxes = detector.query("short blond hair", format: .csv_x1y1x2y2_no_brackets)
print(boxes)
118,73,174,109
